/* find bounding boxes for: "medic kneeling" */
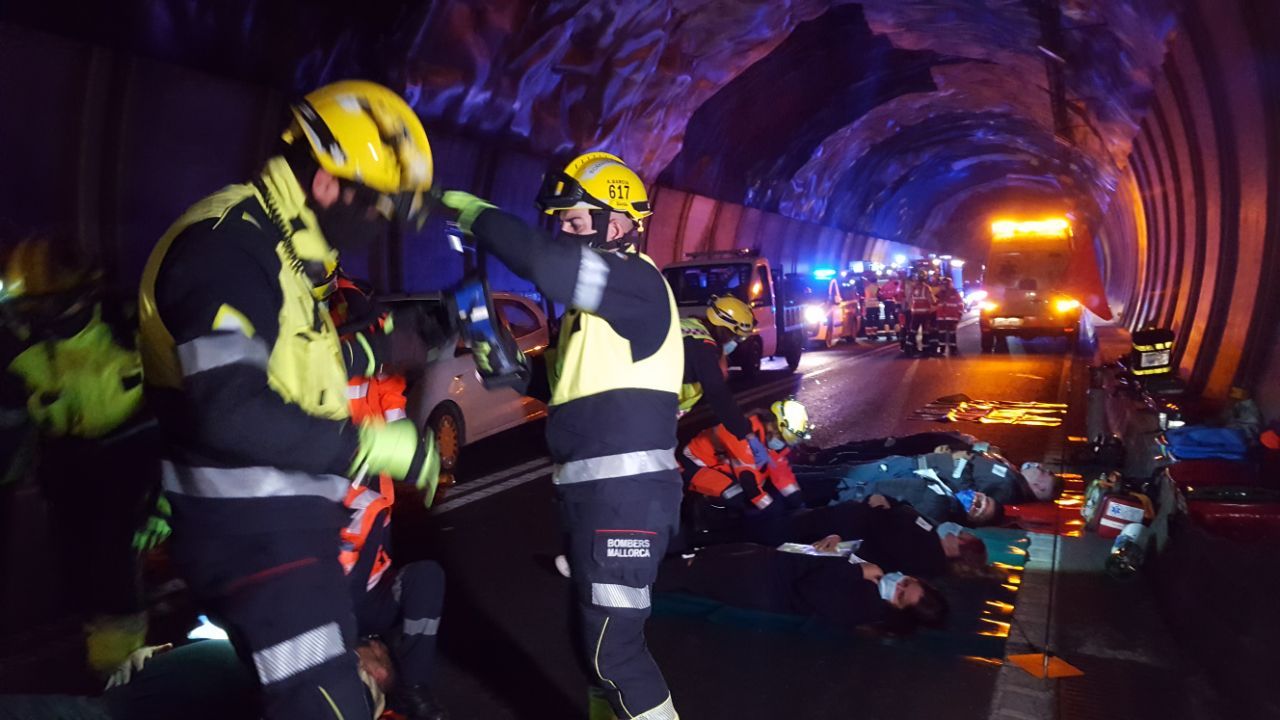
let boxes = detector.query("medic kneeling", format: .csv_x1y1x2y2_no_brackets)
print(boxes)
679,400,812,512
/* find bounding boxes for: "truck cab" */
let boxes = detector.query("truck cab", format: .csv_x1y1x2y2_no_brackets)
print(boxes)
663,250,806,377
979,218,1084,352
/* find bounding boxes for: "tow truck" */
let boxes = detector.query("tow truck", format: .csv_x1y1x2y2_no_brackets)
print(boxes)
663,250,806,378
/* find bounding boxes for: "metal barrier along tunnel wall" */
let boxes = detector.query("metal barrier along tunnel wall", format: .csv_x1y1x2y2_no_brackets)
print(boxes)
1098,0,1280,414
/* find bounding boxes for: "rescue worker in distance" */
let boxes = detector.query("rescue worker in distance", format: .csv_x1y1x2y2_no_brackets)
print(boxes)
679,295,755,427
441,153,682,720
137,80,440,719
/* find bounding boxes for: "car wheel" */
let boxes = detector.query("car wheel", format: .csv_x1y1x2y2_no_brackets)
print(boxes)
428,403,464,474
737,338,764,381
980,331,995,353
784,332,803,372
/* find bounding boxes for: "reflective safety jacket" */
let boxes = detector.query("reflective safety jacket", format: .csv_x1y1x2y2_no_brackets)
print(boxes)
878,280,902,304
138,157,359,533
682,415,800,510
678,318,752,439
469,209,682,487
7,305,143,439
678,317,715,413
935,288,965,322
907,282,935,314
863,282,881,308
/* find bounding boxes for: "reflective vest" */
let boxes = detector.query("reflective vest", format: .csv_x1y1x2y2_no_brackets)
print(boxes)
339,473,394,589
138,158,351,505
908,283,935,313
550,251,682,408
678,317,716,413
935,289,965,322
340,373,403,588
8,306,143,439
139,158,349,422
863,283,881,308
548,251,683,485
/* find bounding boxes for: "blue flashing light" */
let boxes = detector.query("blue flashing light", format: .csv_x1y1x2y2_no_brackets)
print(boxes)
813,268,837,280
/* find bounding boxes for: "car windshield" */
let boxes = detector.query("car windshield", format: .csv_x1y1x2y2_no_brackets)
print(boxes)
663,264,753,306
782,275,825,303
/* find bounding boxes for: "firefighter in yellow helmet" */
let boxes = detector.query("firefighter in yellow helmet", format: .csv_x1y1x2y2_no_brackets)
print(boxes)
0,235,161,675
137,81,440,720
441,154,683,720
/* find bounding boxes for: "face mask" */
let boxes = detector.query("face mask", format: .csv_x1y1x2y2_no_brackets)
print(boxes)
767,437,787,452
722,340,738,356
878,572,906,603
936,522,964,540
955,489,976,512
312,197,388,254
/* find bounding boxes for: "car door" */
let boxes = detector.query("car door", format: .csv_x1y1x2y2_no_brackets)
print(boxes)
488,295,550,434
751,263,777,354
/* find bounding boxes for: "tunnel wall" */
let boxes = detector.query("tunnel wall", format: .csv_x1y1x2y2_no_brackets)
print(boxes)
645,186,925,274
0,22,553,297
1103,0,1280,412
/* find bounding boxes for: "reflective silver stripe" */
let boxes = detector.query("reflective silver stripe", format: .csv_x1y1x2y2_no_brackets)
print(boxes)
752,494,773,509
252,622,345,685
384,408,407,422
634,695,679,720
402,617,441,636
176,332,269,377
778,483,800,496
681,445,706,467
347,383,369,399
591,582,650,609
952,457,968,479
162,461,349,502
572,248,610,312
916,456,929,470
554,448,677,485
722,484,743,499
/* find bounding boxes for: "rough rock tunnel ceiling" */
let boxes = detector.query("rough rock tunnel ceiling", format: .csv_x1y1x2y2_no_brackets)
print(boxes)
4,1,1177,248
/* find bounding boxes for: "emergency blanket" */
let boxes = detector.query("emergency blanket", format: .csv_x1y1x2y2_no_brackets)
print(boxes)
911,395,1067,427
1164,426,1250,462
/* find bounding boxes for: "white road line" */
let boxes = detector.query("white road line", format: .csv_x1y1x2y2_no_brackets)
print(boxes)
433,463,554,515
445,457,552,500
438,338,914,511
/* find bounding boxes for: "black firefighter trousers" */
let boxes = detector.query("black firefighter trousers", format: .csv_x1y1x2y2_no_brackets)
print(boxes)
172,523,369,720
559,473,682,720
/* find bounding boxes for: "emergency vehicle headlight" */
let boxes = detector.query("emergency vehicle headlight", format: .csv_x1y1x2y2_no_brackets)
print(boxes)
979,301,999,313
803,305,826,325
1054,298,1081,313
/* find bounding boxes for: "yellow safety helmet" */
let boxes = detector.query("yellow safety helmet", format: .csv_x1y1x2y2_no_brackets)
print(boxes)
706,295,756,337
1,238,95,302
283,80,434,226
770,399,811,445
536,152,652,227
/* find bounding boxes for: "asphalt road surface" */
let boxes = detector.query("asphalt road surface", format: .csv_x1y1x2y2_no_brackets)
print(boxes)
397,319,1084,720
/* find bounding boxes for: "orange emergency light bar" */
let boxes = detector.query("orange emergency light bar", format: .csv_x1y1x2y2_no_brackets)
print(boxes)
991,217,1070,239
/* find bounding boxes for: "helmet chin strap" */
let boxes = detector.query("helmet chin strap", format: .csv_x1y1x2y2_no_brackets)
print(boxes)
586,209,632,252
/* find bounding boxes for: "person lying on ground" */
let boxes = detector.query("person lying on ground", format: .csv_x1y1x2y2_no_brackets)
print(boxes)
655,542,948,635
792,456,1003,526
740,496,992,580
793,435,1054,502
0,637,396,720
794,431,994,465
